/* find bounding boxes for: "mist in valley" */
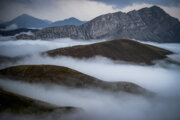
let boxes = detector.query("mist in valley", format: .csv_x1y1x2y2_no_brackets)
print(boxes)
0,36,180,120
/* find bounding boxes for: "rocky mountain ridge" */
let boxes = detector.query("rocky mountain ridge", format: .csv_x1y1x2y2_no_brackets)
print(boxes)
21,6,180,43
0,14,86,30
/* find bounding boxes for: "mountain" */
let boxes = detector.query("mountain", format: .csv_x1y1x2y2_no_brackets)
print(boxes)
0,65,152,96
0,14,51,29
26,6,180,42
44,39,172,65
49,17,86,27
0,14,86,30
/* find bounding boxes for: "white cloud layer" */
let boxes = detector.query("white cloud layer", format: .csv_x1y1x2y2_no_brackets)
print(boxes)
2,78,180,120
0,37,180,119
0,37,104,57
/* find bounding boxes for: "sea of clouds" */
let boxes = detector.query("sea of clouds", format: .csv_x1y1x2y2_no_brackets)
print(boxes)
0,36,180,120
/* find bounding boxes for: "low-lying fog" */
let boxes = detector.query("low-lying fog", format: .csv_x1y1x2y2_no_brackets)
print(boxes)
0,37,105,57
0,36,180,120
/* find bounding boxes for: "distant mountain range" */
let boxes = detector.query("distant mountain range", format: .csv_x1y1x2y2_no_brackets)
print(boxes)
0,14,49,29
49,17,86,27
1,6,180,43
25,5,179,43
0,14,86,29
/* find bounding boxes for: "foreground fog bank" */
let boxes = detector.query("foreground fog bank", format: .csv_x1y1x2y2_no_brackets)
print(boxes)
0,79,180,120
0,37,180,120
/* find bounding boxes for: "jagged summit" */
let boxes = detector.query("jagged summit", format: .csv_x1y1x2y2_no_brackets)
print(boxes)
150,5,164,10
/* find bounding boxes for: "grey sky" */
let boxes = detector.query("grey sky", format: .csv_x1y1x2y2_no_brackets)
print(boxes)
0,0,180,22
90,0,180,7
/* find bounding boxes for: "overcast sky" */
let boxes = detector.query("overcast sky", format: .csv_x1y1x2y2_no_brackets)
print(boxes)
0,0,180,22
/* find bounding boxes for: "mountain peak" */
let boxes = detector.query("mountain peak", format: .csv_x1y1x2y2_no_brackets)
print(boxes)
64,17,79,21
0,14,51,29
150,5,163,10
49,17,85,27
139,5,165,14
69,17,76,19
20,14,31,17
16,14,34,19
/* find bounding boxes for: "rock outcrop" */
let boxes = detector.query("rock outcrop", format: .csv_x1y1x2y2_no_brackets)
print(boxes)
45,39,172,64
18,6,180,43
0,65,152,96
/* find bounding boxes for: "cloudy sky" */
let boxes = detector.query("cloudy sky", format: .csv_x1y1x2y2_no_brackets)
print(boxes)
0,0,180,22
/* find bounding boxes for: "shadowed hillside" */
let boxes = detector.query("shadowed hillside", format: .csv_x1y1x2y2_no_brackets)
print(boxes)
0,88,77,114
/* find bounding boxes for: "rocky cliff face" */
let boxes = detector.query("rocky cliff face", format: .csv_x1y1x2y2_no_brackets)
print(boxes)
35,25,85,39
30,6,180,42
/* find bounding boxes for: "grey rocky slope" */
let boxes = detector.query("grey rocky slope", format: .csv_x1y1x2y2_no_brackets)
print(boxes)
20,6,180,43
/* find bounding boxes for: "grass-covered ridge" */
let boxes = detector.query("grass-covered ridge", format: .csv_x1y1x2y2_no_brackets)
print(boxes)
0,65,153,96
45,39,172,65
